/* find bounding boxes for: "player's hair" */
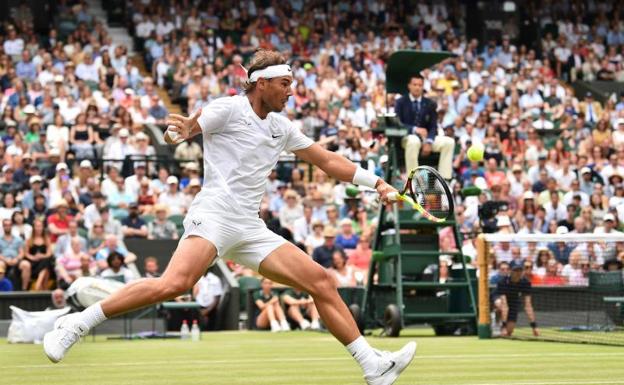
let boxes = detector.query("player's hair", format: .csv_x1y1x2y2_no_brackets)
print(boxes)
243,49,287,94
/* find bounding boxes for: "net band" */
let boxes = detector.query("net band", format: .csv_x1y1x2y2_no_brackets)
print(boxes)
248,64,292,83
483,233,624,243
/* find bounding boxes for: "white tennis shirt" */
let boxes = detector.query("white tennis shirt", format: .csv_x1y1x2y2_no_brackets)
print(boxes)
192,95,313,217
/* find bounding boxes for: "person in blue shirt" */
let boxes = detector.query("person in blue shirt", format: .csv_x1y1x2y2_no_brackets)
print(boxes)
335,218,359,250
95,234,131,271
0,263,13,291
121,203,148,239
15,51,36,81
0,218,25,289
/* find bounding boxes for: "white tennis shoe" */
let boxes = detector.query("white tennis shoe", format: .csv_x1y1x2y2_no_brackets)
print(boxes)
364,341,417,385
43,314,89,363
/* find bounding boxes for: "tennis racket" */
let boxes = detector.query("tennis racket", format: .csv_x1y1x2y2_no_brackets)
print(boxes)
387,166,454,223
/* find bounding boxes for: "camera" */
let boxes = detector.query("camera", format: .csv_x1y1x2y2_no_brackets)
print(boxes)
479,200,509,233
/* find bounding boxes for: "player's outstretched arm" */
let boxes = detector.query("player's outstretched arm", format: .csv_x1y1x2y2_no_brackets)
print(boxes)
164,109,203,144
294,143,397,203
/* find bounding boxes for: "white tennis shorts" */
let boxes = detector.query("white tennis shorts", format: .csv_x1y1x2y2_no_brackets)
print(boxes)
180,211,287,271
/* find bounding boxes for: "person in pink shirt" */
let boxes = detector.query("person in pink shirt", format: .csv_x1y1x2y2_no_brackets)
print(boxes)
347,235,372,273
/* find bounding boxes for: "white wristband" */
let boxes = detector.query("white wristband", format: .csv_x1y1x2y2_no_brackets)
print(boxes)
165,128,185,144
352,166,380,189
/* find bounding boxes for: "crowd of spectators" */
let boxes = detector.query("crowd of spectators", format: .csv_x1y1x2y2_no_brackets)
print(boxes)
0,1,201,292
130,0,624,285
1,0,624,296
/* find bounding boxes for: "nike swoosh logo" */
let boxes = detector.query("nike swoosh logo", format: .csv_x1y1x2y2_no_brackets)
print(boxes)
379,361,396,377
272,135,282,139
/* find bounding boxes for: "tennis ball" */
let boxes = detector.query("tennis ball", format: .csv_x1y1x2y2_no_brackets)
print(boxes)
467,143,484,162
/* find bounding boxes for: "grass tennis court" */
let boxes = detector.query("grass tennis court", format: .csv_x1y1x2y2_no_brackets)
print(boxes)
2,329,623,385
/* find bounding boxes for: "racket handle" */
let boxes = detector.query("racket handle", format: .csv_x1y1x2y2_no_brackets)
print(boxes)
387,192,399,202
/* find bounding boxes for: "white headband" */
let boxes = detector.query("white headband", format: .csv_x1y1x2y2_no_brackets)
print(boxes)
248,64,292,83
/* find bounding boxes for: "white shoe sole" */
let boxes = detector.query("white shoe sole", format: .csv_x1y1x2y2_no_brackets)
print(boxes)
367,341,417,385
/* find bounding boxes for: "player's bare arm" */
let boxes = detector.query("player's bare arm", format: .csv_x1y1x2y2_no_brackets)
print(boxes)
294,143,397,204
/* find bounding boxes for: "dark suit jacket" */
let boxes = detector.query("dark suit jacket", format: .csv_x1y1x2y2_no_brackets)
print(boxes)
395,95,438,140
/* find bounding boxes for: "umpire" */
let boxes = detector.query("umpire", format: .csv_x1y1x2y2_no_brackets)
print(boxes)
395,75,454,179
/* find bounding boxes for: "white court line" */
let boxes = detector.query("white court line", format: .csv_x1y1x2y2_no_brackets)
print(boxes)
441,381,624,385
6,351,624,369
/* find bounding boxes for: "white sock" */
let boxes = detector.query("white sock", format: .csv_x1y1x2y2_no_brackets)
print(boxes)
270,320,281,332
78,303,107,330
280,319,291,331
346,336,377,375
311,319,321,330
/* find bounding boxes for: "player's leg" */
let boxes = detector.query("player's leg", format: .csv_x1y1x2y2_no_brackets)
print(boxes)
44,236,217,362
258,242,416,385
99,236,216,316
402,135,421,173
432,135,455,179
259,243,359,344
506,320,517,336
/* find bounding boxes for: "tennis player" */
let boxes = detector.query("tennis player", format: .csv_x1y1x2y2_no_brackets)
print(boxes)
44,50,416,385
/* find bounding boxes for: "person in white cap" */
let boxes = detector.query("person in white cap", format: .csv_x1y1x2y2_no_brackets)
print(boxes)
21,175,48,211
48,162,77,204
124,161,148,200
74,159,94,193
579,166,595,195
44,50,413,385
103,127,135,171
132,132,156,163
156,175,186,216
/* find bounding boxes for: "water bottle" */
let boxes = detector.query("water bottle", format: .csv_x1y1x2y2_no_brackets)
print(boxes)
180,320,190,340
191,320,201,342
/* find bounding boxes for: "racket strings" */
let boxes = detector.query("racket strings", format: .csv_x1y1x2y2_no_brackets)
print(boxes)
411,169,451,218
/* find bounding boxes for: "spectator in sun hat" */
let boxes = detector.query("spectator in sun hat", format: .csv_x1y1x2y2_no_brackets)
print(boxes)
147,204,178,240
180,162,201,189
312,226,343,269
47,199,74,243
